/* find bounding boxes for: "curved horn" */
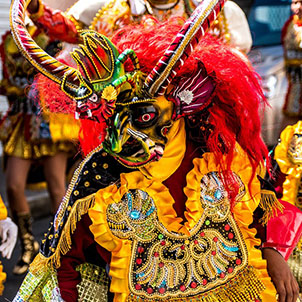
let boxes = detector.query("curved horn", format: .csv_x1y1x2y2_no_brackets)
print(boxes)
9,0,88,98
144,0,226,96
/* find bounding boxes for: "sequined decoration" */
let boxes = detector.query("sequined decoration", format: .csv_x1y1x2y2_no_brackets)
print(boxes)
106,171,252,299
13,269,63,302
76,263,109,302
13,263,109,301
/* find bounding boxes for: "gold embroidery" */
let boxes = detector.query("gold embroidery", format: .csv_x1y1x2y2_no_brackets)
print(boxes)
106,171,252,299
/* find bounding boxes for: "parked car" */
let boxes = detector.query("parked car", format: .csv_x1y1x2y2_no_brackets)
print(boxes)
245,0,291,147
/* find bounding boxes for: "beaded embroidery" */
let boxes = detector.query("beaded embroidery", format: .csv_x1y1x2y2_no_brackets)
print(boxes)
106,171,251,299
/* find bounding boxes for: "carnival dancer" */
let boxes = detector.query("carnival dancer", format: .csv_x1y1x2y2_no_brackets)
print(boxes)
281,0,302,130
271,120,302,292
0,195,18,295
10,0,299,301
25,0,252,53
0,19,80,275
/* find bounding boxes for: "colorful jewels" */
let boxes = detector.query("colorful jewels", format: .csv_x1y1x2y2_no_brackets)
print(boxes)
200,232,205,237
213,237,218,242
224,224,230,231
180,284,186,292
228,233,234,239
211,251,216,256
214,189,222,199
154,252,159,257
159,262,164,268
205,220,210,226
158,234,164,239
236,259,242,265
159,287,166,294
181,245,185,250
130,210,140,219
202,279,207,285
136,258,142,265
147,287,153,294
135,284,142,290
228,267,234,273
160,240,166,246
220,272,225,278
194,240,198,244
190,281,197,288
137,246,144,254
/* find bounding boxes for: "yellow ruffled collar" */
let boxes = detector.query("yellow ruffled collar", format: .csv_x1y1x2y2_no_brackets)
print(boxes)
90,143,260,236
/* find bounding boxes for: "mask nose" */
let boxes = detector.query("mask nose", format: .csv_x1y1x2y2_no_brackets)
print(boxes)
109,113,130,153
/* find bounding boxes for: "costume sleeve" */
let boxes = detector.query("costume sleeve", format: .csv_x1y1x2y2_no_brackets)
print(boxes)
57,214,110,302
0,195,8,221
30,3,80,44
65,0,109,27
223,1,252,53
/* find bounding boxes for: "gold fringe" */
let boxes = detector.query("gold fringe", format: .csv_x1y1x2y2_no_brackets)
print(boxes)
259,189,284,225
30,194,96,274
127,266,265,302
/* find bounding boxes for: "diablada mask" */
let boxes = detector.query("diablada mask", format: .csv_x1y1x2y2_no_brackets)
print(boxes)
10,0,225,167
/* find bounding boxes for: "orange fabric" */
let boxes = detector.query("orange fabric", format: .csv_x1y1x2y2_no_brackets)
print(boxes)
0,196,7,221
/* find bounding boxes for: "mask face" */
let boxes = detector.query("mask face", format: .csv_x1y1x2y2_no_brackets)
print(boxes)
103,95,174,167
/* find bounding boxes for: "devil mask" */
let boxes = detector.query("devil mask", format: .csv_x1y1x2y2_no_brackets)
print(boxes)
10,0,226,167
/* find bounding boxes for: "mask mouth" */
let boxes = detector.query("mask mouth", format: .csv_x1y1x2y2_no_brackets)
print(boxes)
103,129,165,167
116,143,164,167
75,102,93,119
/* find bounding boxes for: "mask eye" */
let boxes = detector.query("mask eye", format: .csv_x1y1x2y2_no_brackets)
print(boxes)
132,105,158,128
137,113,156,123
89,93,98,103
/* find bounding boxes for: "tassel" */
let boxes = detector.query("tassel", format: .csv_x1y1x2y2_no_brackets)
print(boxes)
30,194,96,273
259,189,284,225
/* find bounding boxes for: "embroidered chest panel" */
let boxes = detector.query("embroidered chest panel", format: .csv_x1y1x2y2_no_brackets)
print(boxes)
106,171,248,299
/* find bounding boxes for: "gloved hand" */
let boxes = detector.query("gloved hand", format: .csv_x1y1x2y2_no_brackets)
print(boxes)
0,217,18,259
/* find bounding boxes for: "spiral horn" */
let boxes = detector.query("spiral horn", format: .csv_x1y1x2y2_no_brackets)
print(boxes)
9,0,93,99
143,0,226,96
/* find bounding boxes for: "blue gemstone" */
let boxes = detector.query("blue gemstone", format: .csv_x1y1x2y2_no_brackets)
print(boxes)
204,195,214,202
130,210,140,219
222,243,238,251
214,190,222,199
